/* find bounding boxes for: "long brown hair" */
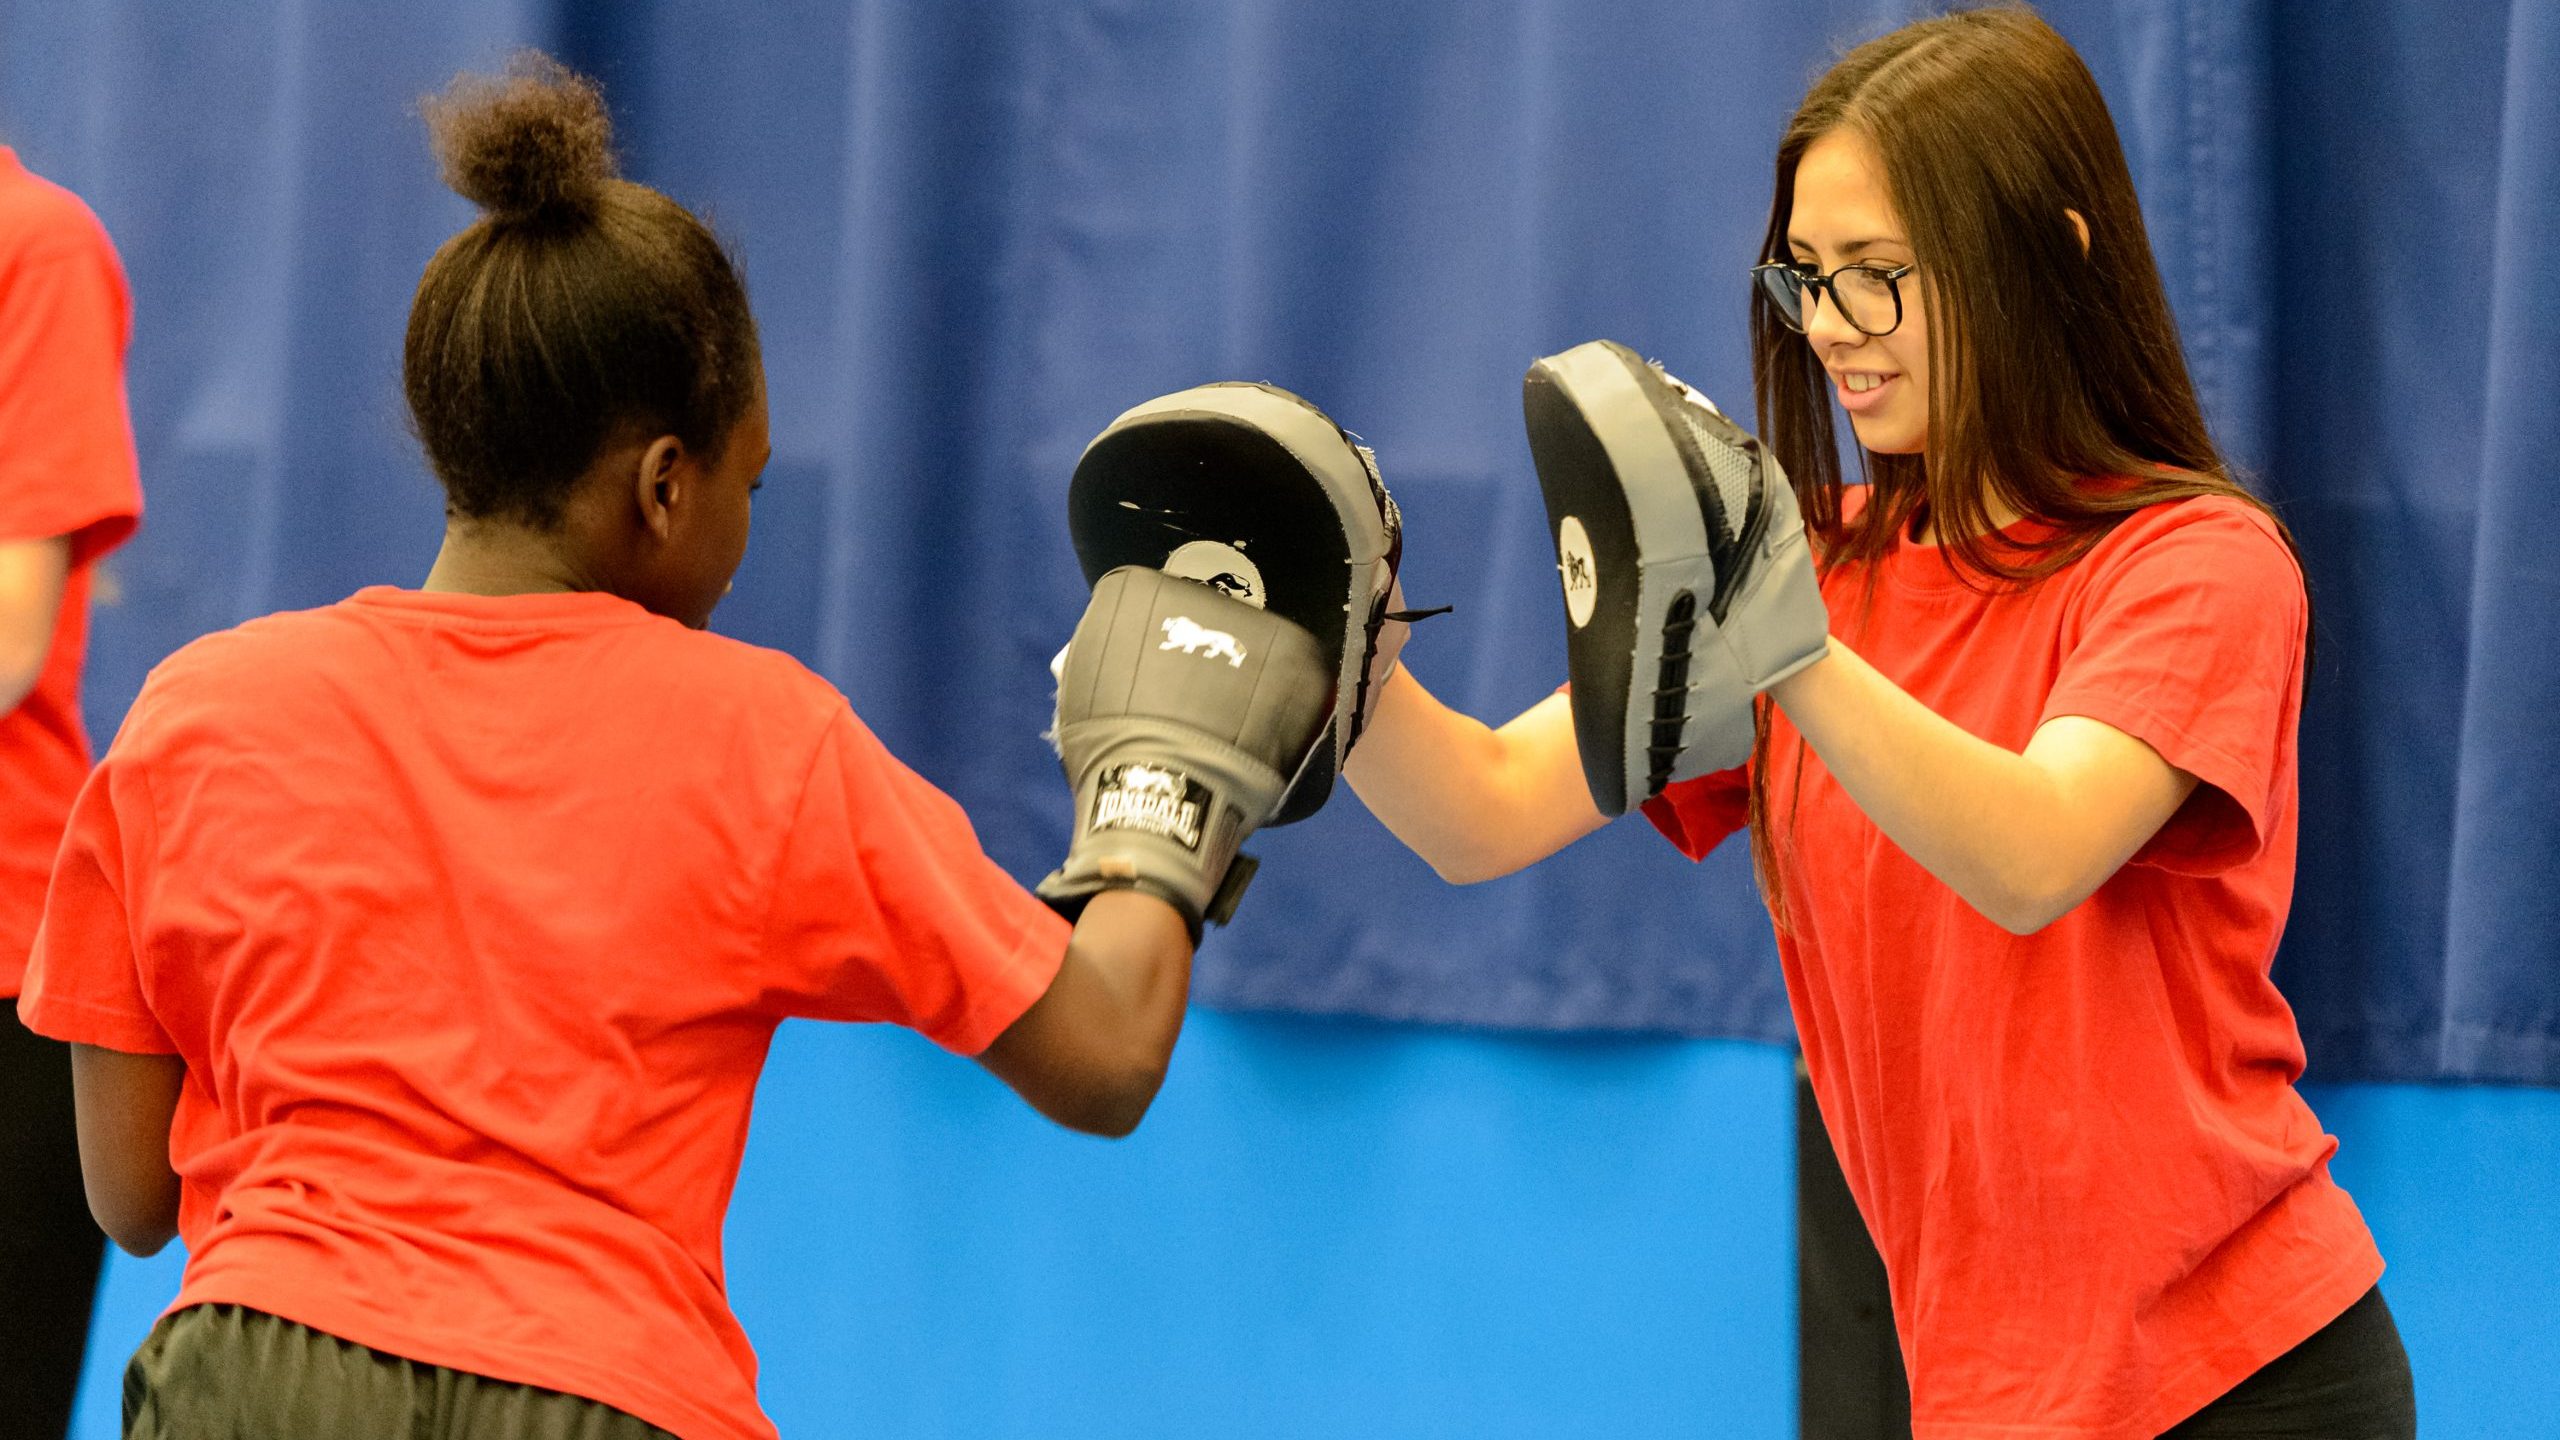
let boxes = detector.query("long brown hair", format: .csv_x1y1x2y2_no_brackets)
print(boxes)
1742,5,2303,912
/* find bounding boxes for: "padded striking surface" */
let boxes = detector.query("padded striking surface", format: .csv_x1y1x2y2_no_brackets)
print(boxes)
1524,340,1780,816
1068,383,1399,825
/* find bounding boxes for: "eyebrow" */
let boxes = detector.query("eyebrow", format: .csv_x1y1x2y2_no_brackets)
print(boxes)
1786,235,1909,257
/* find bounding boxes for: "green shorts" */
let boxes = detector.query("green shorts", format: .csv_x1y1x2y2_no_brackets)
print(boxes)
124,1303,676,1439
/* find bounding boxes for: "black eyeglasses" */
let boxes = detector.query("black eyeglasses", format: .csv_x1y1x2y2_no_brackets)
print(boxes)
1751,260,1917,337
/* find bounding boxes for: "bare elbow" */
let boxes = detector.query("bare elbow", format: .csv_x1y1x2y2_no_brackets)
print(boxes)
1371,826,1494,886
1358,780,1547,885
1423,837,1538,887
1054,1060,1167,1139
91,1196,178,1258
1073,1104,1148,1141
108,1221,178,1258
1984,900,2058,937
1427,852,1500,887
1977,866,2089,936
1044,1034,1174,1139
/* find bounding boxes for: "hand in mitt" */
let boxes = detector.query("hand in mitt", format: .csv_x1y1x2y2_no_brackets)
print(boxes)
1524,339,1830,813
1039,567,1335,940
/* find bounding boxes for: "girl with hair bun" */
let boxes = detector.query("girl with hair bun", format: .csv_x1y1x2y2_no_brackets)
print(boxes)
19,53,1214,1440
1350,7,2414,1436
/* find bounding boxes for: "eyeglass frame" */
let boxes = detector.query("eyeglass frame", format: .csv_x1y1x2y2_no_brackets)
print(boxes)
1750,259,1918,338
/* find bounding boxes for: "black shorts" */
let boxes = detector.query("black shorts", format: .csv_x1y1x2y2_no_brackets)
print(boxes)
2160,1285,2417,1439
124,1304,676,1439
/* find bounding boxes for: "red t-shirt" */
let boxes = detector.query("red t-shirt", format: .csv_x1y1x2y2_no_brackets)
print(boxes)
0,146,143,993
1645,496,2381,1439
18,588,1070,1440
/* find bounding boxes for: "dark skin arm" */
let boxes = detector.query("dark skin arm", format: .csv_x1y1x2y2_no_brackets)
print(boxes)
976,889,1194,1138
68,1044,186,1255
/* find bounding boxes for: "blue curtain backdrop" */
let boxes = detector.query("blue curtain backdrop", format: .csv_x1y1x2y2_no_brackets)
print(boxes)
0,0,2549,1082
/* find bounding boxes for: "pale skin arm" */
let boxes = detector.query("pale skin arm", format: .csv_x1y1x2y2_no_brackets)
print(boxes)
0,536,71,714
1768,637,2197,934
68,1044,186,1256
1344,633,2195,932
1341,664,1606,884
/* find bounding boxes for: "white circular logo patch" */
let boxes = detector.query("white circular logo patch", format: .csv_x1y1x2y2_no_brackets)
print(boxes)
1162,540,1266,610
1557,516,1598,628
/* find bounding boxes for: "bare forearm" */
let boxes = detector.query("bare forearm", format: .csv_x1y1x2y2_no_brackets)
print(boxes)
69,1044,184,1256
978,889,1192,1137
1768,639,2191,932
1343,667,1606,883
1063,887,1194,1103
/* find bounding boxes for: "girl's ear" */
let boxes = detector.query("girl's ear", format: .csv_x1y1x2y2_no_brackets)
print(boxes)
2065,208,2091,255
631,435,686,541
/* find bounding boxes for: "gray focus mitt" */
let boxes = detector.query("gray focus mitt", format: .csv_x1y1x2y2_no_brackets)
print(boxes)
1522,340,1830,816
1067,382,1417,826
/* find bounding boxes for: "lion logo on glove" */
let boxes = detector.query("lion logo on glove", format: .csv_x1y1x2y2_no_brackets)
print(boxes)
1159,615,1247,667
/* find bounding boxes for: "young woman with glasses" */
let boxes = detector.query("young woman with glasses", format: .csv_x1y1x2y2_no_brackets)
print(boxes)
1344,8,2415,1436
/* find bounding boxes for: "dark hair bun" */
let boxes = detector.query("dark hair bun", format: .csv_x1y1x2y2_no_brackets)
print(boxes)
423,52,615,221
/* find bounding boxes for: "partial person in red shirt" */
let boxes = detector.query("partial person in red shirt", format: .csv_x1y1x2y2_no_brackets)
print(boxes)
0,143,144,1437
1345,10,2412,1440
16,57,1298,1440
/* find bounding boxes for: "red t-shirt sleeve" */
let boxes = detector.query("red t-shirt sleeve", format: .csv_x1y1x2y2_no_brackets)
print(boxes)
0,234,142,561
2039,502,2307,876
758,709,1068,1055
1641,764,1751,861
15,750,174,1054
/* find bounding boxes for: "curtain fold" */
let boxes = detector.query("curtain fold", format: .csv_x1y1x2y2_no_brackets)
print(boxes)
2439,0,2560,1082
